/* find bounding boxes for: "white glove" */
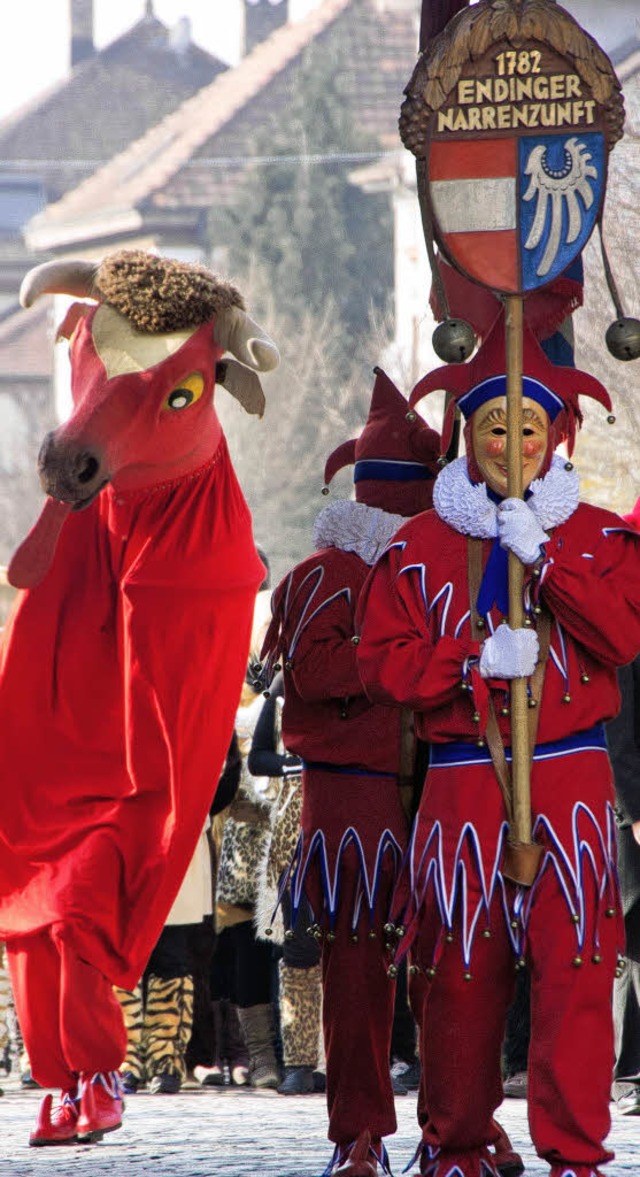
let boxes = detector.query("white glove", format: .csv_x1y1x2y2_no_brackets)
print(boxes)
497,498,549,565
479,625,539,679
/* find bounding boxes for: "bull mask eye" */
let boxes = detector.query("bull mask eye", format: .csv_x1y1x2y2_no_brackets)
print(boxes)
163,372,205,411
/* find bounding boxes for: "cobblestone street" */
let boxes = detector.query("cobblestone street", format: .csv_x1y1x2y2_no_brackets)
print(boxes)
1,1076,638,1177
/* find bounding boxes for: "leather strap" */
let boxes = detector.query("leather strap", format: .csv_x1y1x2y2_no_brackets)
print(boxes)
467,538,551,823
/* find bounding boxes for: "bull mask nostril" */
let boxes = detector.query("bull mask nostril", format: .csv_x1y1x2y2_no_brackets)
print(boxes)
76,455,100,485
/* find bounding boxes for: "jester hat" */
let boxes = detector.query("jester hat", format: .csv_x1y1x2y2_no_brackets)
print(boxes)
324,367,441,517
409,309,613,463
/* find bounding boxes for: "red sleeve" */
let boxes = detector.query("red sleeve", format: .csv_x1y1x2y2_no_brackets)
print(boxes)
283,555,366,703
356,544,478,711
539,521,640,668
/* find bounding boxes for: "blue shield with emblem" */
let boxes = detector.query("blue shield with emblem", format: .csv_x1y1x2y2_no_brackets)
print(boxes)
519,132,606,292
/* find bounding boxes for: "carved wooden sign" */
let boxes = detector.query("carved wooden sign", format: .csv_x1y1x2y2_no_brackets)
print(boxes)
401,0,625,296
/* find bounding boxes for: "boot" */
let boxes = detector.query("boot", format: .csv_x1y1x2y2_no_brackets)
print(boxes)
143,973,194,1094
493,1120,524,1177
237,1003,280,1089
115,982,145,1092
76,1072,123,1143
224,1000,249,1085
29,1090,80,1146
278,1064,314,1094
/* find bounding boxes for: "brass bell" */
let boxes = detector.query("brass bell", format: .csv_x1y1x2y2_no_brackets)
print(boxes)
387,964,399,979
284,929,294,940
482,929,492,939
592,953,602,964
368,930,377,940
445,932,454,943
564,461,574,472
432,318,477,364
405,410,417,423
572,956,583,968
426,966,437,978
528,697,537,709
562,694,572,704
326,931,336,943
265,927,273,937
463,971,473,982
383,923,395,937
605,907,616,918
437,456,449,469
395,926,405,938
605,317,640,362
321,485,330,496
581,673,590,684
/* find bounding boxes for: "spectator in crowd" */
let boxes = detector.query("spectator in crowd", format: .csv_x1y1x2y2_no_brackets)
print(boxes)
249,671,324,1095
210,590,280,1090
116,733,242,1094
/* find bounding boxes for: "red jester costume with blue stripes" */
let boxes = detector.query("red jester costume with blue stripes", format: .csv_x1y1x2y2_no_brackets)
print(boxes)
356,454,640,1177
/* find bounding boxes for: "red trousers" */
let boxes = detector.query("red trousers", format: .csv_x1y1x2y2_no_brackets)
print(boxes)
406,744,619,1169
297,767,408,1146
6,923,127,1090
318,844,397,1145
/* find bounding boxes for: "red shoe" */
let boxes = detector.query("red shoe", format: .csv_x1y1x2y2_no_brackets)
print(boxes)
492,1120,525,1177
29,1091,79,1146
548,1168,606,1177
76,1071,124,1143
412,1145,501,1177
328,1131,391,1176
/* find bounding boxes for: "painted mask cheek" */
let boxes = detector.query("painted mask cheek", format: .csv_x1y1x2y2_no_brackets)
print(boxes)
485,438,505,457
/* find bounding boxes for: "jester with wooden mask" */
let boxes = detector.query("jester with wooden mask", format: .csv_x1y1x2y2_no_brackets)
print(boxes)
354,310,640,1177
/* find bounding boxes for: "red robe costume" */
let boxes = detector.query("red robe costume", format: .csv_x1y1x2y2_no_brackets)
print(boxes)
262,369,440,1174
0,443,264,1090
0,253,270,1105
266,533,408,1156
357,453,640,1177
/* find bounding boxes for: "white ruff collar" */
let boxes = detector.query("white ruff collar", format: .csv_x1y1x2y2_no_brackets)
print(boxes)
313,499,406,566
433,454,580,539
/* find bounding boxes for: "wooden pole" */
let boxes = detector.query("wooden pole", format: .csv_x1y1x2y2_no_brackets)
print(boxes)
504,295,532,846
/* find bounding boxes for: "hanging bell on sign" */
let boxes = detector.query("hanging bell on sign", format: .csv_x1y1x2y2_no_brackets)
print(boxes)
598,225,640,361
432,318,476,364
605,318,640,362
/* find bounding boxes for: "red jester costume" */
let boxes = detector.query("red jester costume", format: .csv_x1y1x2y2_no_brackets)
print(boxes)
356,315,640,1177
261,370,441,1177
0,252,276,1146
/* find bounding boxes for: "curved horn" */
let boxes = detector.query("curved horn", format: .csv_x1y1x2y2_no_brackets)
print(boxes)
20,259,99,309
213,306,279,372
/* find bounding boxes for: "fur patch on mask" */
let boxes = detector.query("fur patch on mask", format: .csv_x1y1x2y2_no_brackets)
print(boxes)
94,250,245,334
